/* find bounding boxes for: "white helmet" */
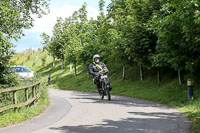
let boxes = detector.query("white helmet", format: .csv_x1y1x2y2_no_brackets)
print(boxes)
93,54,100,61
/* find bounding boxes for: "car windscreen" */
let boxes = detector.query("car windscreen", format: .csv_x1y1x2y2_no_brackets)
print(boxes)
10,67,31,72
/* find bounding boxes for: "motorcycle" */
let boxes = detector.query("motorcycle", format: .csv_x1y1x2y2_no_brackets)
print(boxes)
98,72,111,101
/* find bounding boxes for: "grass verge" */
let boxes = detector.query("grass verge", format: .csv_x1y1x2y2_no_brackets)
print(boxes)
0,83,49,127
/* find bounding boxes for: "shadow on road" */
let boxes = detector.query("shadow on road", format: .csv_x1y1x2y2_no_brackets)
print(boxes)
48,91,191,133
49,113,189,133
70,91,171,109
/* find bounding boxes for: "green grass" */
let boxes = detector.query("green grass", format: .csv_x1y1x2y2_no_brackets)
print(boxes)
0,75,49,127
10,51,200,133
0,105,45,127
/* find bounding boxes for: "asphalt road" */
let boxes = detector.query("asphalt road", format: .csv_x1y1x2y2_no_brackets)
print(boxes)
0,88,192,133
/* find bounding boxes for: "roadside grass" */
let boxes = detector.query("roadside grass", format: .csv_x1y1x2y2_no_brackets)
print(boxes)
0,104,45,127
10,51,200,133
0,83,49,127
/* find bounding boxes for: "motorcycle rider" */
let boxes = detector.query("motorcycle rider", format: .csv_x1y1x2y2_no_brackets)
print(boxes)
89,54,109,93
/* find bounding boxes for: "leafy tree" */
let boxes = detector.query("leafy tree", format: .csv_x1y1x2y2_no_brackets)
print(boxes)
52,17,66,69
40,33,50,51
0,0,49,85
107,0,159,81
152,0,200,84
0,34,14,85
0,0,49,39
65,4,88,76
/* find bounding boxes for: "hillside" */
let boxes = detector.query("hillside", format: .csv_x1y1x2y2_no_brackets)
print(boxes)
11,50,200,133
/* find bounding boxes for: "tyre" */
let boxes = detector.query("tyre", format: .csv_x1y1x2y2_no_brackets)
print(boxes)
106,87,111,101
99,87,104,100
100,93,104,99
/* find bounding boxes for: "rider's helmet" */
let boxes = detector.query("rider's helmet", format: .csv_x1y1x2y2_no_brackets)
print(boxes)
93,54,100,63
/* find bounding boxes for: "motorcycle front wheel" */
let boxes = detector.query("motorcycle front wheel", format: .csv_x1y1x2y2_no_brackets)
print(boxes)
106,86,111,101
100,92,104,99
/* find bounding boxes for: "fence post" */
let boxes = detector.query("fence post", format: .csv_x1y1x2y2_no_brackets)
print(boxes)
13,91,17,112
25,88,29,101
25,88,29,107
38,83,40,93
187,78,194,100
48,74,51,85
32,86,36,104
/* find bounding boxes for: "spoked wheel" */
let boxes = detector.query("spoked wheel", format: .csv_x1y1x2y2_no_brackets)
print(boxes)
106,87,111,101
99,89,104,100
100,92,104,99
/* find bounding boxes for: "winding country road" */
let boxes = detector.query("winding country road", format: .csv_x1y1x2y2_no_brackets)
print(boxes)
0,88,191,133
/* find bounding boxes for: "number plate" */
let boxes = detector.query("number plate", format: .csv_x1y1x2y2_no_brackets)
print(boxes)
101,75,108,79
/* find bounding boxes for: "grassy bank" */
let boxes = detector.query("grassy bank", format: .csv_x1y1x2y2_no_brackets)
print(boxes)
11,51,200,133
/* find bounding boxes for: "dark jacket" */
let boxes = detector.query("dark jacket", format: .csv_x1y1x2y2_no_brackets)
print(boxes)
89,62,108,77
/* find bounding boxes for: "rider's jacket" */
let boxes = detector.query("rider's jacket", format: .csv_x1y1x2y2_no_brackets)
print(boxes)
89,62,108,77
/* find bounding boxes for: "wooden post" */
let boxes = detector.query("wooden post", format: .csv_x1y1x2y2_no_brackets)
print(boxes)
122,65,126,81
25,88,28,101
61,58,64,69
157,67,161,84
53,56,55,67
88,70,90,80
140,64,144,81
178,69,183,85
74,63,77,77
32,86,36,104
13,91,17,112
70,64,73,72
38,83,40,93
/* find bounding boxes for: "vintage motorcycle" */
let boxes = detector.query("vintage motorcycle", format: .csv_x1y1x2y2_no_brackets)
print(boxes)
98,72,111,101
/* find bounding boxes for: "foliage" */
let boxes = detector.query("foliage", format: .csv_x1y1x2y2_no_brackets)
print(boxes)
152,0,200,73
0,0,50,86
0,33,15,85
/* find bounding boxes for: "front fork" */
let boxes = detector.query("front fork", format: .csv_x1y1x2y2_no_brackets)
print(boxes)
103,79,110,90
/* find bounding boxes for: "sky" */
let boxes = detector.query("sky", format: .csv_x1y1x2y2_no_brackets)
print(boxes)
13,0,111,52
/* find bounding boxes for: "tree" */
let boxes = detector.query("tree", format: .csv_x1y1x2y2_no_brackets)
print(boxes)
152,0,200,84
0,0,49,39
107,0,159,81
52,17,66,69
0,0,49,85
65,4,89,76
40,32,50,51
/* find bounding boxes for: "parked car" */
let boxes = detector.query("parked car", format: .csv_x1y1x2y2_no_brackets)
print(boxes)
10,66,34,80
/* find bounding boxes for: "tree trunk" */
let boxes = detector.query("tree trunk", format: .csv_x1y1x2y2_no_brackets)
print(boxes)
70,63,73,72
122,65,126,81
178,69,184,85
140,64,144,81
157,67,161,84
88,70,90,80
61,58,64,69
53,56,55,67
74,63,77,77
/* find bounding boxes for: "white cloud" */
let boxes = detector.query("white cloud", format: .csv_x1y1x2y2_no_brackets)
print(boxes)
28,5,99,35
